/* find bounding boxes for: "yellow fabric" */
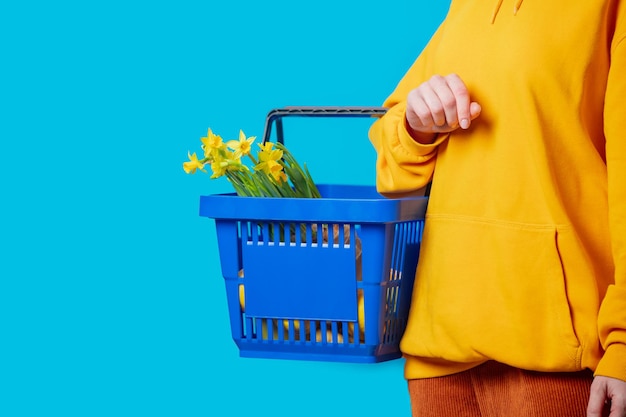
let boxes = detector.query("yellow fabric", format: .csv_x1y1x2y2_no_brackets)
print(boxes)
369,0,626,381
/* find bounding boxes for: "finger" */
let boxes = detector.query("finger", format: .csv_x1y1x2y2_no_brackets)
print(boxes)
406,90,435,130
444,73,472,129
587,397,605,417
429,75,459,127
408,85,449,129
419,80,448,127
587,380,608,417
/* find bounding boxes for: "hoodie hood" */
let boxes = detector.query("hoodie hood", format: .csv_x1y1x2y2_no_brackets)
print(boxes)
491,0,524,23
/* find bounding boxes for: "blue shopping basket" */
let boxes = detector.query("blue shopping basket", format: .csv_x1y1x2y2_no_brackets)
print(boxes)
199,107,428,363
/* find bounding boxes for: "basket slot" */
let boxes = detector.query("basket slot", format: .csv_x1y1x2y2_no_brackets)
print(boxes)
339,322,347,341
291,223,301,246
241,312,249,338
385,285,399,316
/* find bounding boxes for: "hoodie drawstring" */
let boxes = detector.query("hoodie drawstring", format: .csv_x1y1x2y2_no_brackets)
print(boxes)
491,0,524,24
491,0,504,24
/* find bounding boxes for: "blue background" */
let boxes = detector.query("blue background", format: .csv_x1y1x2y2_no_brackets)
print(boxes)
1,1,449,415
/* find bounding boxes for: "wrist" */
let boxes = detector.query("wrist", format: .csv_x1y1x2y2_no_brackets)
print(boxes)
404,119,437,144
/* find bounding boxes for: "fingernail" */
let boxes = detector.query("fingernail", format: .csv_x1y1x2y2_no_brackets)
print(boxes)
460,119,470,129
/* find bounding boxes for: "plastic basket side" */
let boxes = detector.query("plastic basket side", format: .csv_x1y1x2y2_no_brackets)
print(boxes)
205,186,427,362
212,218,424,362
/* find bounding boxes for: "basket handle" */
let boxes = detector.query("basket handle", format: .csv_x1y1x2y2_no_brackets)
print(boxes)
261,106,431,196
262,106,388,145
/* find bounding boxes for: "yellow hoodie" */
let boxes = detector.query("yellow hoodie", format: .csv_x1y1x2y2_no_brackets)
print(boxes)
369,0,626,381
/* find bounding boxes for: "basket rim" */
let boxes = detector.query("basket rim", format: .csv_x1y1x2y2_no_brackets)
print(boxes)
199,184,428,223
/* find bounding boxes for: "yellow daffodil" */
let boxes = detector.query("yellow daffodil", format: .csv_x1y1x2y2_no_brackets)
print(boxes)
184,127,319,198
221,149,245,171
183,152,206,174
226,130,256,159
208,147,248,179
210,160,228,179
257,141,282,158
275,171,288,183
201,128,225,158
255,142,284,175
266,159,287,182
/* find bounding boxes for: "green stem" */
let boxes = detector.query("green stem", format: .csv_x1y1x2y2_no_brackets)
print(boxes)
246,153,258,165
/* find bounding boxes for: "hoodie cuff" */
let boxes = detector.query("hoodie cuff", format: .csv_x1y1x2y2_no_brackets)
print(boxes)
397,112,450,157
594,343,626,382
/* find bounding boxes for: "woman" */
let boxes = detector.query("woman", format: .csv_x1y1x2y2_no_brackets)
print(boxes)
369,1,626,416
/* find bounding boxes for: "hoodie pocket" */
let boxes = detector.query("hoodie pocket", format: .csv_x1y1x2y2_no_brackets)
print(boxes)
403,216,582,370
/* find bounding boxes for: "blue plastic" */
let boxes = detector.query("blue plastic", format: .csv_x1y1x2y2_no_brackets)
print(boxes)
200,184,427,363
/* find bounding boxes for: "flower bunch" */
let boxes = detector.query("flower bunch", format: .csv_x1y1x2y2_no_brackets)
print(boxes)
183,128,320,198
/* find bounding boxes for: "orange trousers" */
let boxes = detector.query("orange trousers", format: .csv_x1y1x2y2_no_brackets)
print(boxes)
408,361,597,417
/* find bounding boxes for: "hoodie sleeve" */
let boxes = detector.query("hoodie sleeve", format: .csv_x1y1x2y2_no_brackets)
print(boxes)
368,24,450,197
594,29,626,382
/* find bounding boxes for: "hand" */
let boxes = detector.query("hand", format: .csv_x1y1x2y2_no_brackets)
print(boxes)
588,375,626,417
405,73,482,144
